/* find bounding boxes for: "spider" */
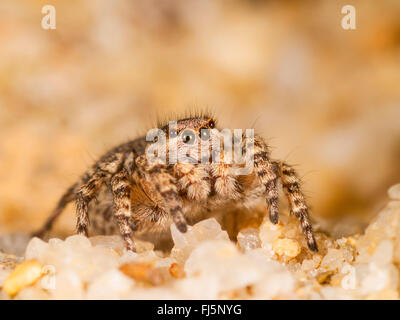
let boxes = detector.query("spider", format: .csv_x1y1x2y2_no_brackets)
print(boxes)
34,115,318,252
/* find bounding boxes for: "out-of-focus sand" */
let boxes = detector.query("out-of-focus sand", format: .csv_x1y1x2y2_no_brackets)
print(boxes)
0,0,400,237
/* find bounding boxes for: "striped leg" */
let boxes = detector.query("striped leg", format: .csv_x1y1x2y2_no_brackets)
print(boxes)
135,155,187,233
76,152,126,236
76,171,106,236
252,136,280,224
111,168,135,251
278,162,318,252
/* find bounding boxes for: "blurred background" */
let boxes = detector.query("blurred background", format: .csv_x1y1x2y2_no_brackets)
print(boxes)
0,0,399,238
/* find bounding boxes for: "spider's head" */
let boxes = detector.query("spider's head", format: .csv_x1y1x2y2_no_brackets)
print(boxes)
168,117,216,141
161,116,218,163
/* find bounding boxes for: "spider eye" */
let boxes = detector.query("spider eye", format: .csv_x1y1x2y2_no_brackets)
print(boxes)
181,130,196,144
200,129,210,141
169,128,178,138
208,120,215,129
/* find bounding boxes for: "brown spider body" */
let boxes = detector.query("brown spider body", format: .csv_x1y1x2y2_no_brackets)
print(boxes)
34,116,318,252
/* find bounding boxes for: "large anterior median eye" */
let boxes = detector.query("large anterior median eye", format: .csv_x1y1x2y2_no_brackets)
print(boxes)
181,130,196,144
200,128,210,141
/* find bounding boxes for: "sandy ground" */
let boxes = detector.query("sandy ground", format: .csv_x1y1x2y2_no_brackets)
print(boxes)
1,184,400,300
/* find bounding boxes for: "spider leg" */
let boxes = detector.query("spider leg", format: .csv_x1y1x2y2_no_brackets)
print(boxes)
135,155,187,233
87,186,117,236
252,135,280,224
32,183,78,238
110,168,136,251
76,152,126,236
76,171,107,236
277,161,318,252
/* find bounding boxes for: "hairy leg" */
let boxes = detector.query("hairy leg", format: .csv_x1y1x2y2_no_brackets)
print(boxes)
76,171,106,235
135,155,187,233
76,152,126,236
251,135,280,224
176,162,211,201
278,161,318,252
87,185,117,236
110,168,135,251
211,163,241,200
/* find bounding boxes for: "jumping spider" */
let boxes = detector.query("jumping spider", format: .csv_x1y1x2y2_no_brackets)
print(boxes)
34,115,318,252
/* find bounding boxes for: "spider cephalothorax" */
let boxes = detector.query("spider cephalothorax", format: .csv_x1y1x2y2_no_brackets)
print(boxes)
34,115,318,252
